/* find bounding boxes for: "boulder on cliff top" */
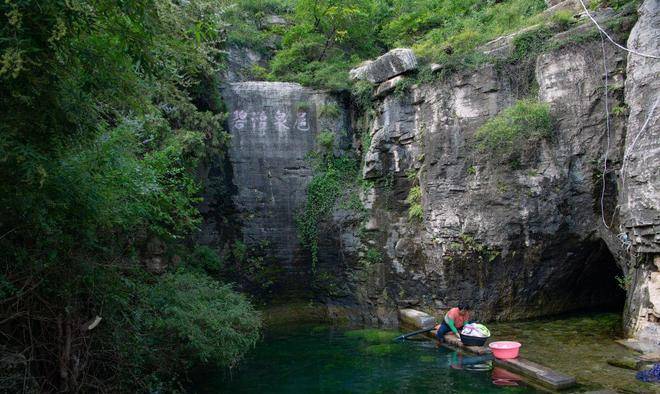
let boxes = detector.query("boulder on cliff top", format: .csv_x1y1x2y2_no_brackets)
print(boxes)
349,48,417,84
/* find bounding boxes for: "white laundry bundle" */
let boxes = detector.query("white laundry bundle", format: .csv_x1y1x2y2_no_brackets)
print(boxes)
461,323,491,338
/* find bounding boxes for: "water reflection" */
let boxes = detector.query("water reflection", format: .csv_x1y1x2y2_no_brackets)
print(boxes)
492,367,525,387
443,350,525,386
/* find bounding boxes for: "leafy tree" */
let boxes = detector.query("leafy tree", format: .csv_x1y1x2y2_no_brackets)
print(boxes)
0,1,259,391
270,0,388,89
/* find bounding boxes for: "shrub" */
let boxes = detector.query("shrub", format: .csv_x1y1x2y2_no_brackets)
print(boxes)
319,103,342,119
296,155,361,266
189,245,224,273
551,10,577,30
509,26,553,62
225,240,283,296
408,0,547,63
317,131,336,153
127,271,261,381
269,0,386,89
360,248,384,268
0,1,256,391
474,99,553,165
352,80,375,113
406,186,423,222
444,234,500,264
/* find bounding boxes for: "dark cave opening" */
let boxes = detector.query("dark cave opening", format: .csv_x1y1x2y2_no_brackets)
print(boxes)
572,239,626,313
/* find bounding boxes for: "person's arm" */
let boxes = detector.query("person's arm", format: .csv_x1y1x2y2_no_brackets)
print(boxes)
446,317,460,337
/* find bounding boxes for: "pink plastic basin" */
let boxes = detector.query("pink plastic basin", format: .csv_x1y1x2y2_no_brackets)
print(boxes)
489,341,521,359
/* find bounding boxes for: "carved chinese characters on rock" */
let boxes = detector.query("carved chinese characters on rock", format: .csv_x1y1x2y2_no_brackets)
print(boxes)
274,109,289,132
232,110,248,130
250,110,268,133
295,110,310,131
230,105,312,133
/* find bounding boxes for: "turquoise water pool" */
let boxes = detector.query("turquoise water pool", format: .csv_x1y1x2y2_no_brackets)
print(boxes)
191,325,540,393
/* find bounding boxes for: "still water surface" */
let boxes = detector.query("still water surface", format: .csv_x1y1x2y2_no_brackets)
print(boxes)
192,324,539,393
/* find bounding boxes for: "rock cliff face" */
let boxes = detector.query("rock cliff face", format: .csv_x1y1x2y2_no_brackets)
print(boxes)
620,0,660,346
213,82,349,293
201,1,658,345
343,37,629,323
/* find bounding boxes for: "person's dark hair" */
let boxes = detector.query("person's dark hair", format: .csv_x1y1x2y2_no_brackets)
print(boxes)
458,303,471,311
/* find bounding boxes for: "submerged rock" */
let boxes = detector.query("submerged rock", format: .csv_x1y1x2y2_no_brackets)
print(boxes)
607,357,641,370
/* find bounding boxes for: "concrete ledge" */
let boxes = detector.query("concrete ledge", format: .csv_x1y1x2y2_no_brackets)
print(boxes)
398,308,436,329
398,308,576,390
494,357,576,390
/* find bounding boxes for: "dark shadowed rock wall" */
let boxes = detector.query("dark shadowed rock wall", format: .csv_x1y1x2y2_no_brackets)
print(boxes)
216,82,349,294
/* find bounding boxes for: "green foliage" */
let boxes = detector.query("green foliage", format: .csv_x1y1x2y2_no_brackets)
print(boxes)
232,240,249,264
261,0,628,91
589,0,641,11
189,245,224,273
126,270,261,381
352,80,375,113
226,240,283,295
551,10,577,30
319,103,342,118
445,234,500,264
401,0,547,63
222,0,292,53
360,130,373,160
467,165,477,175
405,168,418,181
269,0,387,89
0,0,256,391
475,99,553,165
615,274,632,291
612,104,628,117
360,248,384,268
405,186,423,222
296,153,361,266
317,131,336,152
509,26,553,62
393,76,416,97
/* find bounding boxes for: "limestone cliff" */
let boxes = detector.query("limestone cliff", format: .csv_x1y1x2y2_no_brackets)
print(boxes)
343,39,629,323
201,81,349,294
620,0,660,346
201,0,659,346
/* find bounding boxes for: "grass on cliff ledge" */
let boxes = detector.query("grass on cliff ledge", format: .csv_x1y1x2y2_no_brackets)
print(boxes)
261,0,640,90
266,0,552,89
474,99,553,166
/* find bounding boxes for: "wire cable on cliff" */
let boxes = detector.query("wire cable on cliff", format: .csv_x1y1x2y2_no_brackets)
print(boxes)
620,96,660,188
598,31,612,229
577,0,660,59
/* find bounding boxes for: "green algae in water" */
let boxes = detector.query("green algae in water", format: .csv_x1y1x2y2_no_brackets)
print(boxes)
310,325,330,334
489,312,658,393
190,324,541,394
344,328,399,343
419,355,435,363
362,343,397,356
